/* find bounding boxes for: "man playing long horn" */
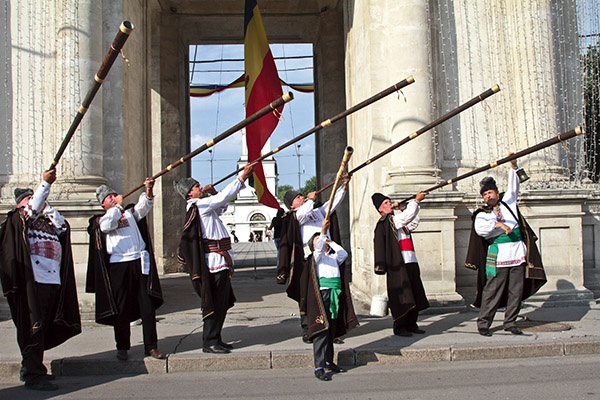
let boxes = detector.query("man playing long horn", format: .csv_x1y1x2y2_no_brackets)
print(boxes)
465,156,546,337
174,162,255,354
86,178,164,361
279,175,350,344
372,191,430,337
0,169,81,391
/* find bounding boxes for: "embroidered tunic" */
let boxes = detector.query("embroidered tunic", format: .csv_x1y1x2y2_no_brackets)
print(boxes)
186,177,245,273
391,200,421,264
474,168,527,268
99,193,153,273
24,181,67,284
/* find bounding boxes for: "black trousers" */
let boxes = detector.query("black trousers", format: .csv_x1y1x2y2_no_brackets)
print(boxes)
312,289,337,369
203,270,231,347
110,259,158,353
393,307,419,334
477,263,525,330
18,283,59,384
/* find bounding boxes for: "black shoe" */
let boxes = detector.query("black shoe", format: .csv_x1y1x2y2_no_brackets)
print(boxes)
325,362,346,373
202,344,231,354
302,334,313,344
504,326,523,335
314,369,331,381
20,373,55,382
333,337,344,344
478,328,492,337
219,341,234,350
409,328,426,334
25,380,58,391
394,329,412,337
276,274,287,285
117,349,128,360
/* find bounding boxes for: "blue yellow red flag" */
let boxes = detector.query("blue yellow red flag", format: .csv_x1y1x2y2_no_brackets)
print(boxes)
244,0,283,209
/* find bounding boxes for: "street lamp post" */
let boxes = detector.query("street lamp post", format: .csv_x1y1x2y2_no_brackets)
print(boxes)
209,149,214,183
296,144,302,189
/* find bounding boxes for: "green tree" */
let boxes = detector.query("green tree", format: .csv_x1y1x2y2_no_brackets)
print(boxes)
583,46,600,182
301,176,317,194
277,184,294,200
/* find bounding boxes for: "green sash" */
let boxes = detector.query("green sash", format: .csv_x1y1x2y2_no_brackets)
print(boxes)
486,227,522,277
318,277,342,319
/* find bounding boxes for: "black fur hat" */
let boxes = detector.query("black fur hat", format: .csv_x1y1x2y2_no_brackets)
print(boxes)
479,176,498,195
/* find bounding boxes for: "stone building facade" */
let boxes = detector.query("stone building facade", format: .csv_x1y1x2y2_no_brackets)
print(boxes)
1,1,598,311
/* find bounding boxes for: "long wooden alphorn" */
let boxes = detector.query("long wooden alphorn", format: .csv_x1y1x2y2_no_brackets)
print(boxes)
315,85,501,195
211,76,415,187
398,126,584,203
122,92,294,198
50,21,134,170
324,146,353,221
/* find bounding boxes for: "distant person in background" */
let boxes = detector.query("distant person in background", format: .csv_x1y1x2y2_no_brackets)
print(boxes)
231,230,239,243
249,232,255,242
268,208,285,274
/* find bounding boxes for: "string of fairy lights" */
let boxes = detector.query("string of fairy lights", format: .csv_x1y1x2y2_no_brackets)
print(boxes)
426,0,597,200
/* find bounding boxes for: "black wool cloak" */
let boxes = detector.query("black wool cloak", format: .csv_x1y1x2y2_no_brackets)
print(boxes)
285,212,358,339
0,209,81,350
277,210,305,289
177,205,235,319
86,205,163,325
373,214,430,321
464,201,546,308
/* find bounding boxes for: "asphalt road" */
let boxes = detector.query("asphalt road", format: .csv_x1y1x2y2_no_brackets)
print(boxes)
0,354,597,400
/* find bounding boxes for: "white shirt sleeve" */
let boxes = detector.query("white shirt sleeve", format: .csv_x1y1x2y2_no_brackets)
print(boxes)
132,193,154,221
503,168,519,205
99,207,124,233
295,198,316,225
194,177,244,213
323,187,346,215
24,181,50,219
312,234,328,264
474,211,503,239
393,200,420,229
328,240,348,265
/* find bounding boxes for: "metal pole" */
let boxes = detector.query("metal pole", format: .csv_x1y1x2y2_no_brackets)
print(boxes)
209,149,214,183
297,144,302,189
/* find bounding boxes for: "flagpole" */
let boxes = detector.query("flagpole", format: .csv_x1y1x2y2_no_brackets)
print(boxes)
122,92,293,199
315,85,500,195
212,76,415,187
397,126,583,203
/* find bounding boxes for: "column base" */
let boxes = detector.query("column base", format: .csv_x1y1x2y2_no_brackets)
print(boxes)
385,166,440,193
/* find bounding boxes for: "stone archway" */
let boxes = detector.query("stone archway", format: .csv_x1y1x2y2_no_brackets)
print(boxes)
145,1,348,272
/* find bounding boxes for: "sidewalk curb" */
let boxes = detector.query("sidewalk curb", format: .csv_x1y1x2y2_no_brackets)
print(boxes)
1,339,599,377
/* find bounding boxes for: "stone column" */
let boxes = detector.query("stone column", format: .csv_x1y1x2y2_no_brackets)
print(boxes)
453,0,566,189
346,0,441,306
314,4,350,249
381,0,438,193
54,0,107,199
